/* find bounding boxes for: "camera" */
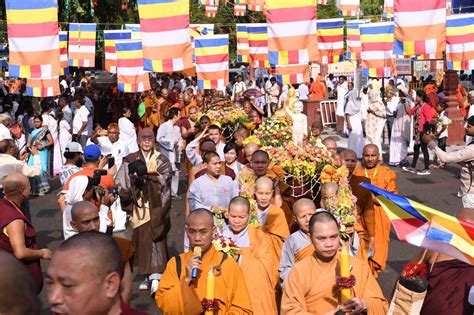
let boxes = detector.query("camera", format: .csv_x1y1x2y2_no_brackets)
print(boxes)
89,170,119,198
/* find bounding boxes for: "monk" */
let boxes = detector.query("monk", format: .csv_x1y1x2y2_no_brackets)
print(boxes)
225,197,277,315
309,75,327,101
354,144,396,278
156,209,252,314
340,149,375,263
255,176,290,276
281,211,388,314
278,198,316,287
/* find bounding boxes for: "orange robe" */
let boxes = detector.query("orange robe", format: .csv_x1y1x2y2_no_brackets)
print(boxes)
294,244,314,262
259,204,290,282
156,247,253,314
349,175,375,263
281,254,388,314
354,165,397,278
309,81,327,100
239,227,278,315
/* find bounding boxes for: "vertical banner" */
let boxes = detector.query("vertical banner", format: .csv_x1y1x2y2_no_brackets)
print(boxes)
236,24,250,63
104,30,132,73
337,0,360,17
360,22,396,77
68,23,97,67
205,0,219,17
234,0,247,16
248,24,270,69
275,64,309,85
59,31,69,75
190,24,214,63
446,14,474,70
346,19,370,60
317,18,344,64
138,0,193,73
266,0,318,66
195,35,229,90
115,39,151,93
394,0,446,59
26,77,60,97
6,0,60,78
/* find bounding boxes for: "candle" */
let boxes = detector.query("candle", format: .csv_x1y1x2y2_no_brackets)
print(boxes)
340,245,351,303
205,266,215,315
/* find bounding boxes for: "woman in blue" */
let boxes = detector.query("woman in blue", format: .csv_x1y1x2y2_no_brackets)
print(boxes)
27,114,53,196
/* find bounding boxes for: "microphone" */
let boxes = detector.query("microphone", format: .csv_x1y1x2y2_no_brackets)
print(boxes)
191,247,202,280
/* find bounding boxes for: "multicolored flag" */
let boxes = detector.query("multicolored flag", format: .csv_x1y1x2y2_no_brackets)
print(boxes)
59,31,69,75
275,64,309,85
360,21,396,77
6,0,60,79
337,0,360,17
236,24,250,63
190,24,214,64
194,34,229,90
138,0,193,73
125,24,141,40
248,24,270,69
26,77,60,97
383,0,394,19
115,39,151,93
266,0,318,66
394,0,446,59
317,0,329,5
234,0,247,16
346,19,370,60
361,183,474,265
316,18,344,64
68,23,96,68
446,13,474,71
104,30,132,74
248,0,265,11
205,0,219,17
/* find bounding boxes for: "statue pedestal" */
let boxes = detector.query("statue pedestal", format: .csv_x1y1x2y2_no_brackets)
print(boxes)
444,70,465,145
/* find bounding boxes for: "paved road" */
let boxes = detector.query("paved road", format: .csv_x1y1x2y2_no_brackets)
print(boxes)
32,148,462,314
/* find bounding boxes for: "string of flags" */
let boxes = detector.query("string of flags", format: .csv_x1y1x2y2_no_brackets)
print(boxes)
4,0,474,97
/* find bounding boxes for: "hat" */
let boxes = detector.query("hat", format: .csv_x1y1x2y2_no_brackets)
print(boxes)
398,85,409,96
83,144,101,161
65,142,83,154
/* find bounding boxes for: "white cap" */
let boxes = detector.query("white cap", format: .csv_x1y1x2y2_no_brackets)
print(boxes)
65,142,83,154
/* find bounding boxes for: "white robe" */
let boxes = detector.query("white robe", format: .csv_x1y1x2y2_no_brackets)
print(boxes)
344,90,365,158
389,98,413,165
118,117,139,154
58,120,72,163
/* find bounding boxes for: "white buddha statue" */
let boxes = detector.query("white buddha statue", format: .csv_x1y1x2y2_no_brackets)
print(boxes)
286,100,308,147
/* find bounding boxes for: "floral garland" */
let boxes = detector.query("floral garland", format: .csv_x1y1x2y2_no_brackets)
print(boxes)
212,235,240,257
252,114,292,147
201,298,219,312
336,274,356,288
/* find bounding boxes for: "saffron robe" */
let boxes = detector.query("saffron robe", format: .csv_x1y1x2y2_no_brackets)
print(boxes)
156,247,253,314
281,254,388,315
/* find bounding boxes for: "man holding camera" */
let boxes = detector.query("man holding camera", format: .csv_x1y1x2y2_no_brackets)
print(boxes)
117,128,172,296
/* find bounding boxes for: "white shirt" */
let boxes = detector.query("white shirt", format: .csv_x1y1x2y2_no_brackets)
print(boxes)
84,96,94,136
118,117,139,153
72,105,90,136
232,81,247,100
0,124,12,141
62,106,73,126
386,96,400,116
95,136,129,169
297,84,309,100
42,113,58,137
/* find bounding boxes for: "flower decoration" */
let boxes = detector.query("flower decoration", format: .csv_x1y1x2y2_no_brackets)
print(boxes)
212,235,240,257
253,114,292,147
336,274,356,288
201,298,219,312
242,135,261,146
320,165,349,185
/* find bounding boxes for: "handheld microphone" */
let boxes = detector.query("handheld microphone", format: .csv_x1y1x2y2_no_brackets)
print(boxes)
191,247,202,280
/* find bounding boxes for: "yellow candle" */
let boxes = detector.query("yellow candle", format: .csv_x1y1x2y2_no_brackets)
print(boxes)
340,245,351,303
205,267,215,315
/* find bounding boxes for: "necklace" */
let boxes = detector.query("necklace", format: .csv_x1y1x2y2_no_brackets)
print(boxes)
364,165,378,182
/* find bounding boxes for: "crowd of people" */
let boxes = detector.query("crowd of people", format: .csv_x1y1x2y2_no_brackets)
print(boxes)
0,71,473,314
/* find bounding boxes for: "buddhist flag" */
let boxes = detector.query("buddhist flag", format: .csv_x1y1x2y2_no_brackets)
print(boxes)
346,20,370,60
394,0,446,59
446,14,474,71
59,31,69,75
205,0,219,17
266,0,318,66
317,18,344,64
248,24,270,69
104,30,132,73
194,35,229,90
275,64,309,85
26,77,60,97
383,0,394,20
248,0,265,11
235,0,247,16
6,0,60,79
190,24,214,64
138,0,193,73
115,39,151,93
236,24,250,63
360,21,396,77
68,23,96,68
361,183,474,265
125,24,141,40
318,0,329,5
337,0,360,17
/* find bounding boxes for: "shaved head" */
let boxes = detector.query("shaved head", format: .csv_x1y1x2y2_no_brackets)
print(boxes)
255,176,274,190
340,149,357,159
71,201,98,221
320,183,338,209
293,198,316,215
340,149,358,174
228,196,251,213
186,209,215,254
3,173,29,197
309,211,339,235
0,252,40,313
200,140,217,154
363,144,379,154
186,208,214,227
244,142,260,161
321,182,338,194
322,137,337,155
362,144,380,169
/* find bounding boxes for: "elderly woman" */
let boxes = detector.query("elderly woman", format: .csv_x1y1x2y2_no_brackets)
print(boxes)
365,89,387,160
344,81,365,158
